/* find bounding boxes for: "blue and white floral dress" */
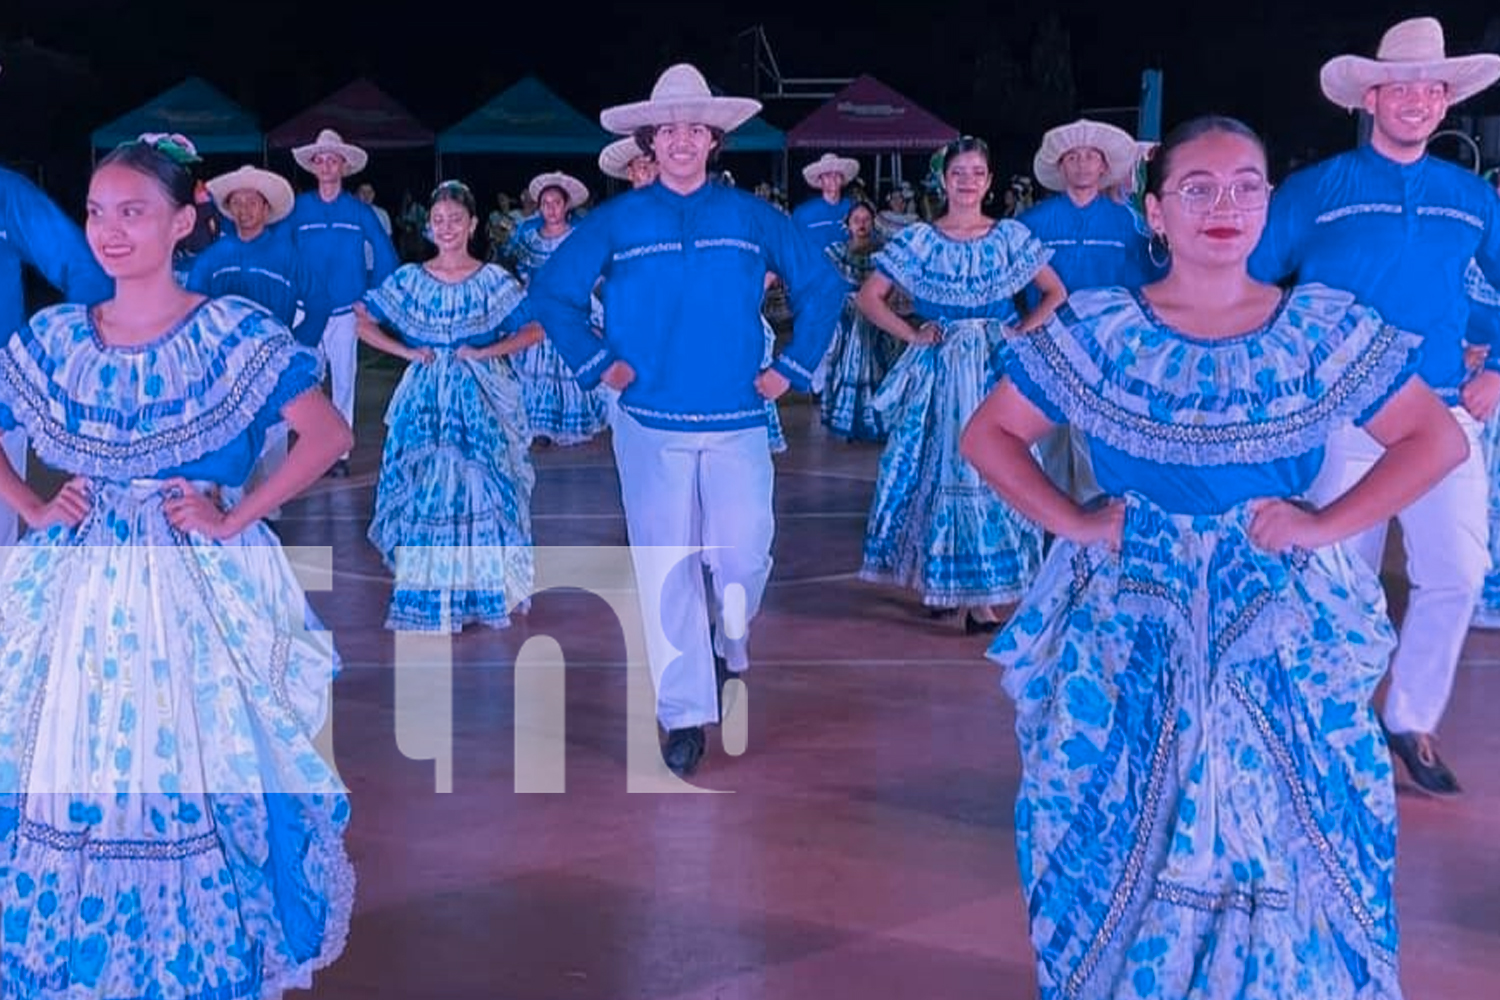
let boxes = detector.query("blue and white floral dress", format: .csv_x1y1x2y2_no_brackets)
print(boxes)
991,285,1417,1000
859,219,1049,606
819,237,899,442
363,263,536,632
0,297,352,999
1463,258,1500,627
507,225,609,445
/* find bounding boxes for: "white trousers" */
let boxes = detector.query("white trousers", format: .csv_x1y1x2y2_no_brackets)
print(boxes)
0,428,25,548
1309,409,1488,734
611,410,775,730
320,311,357,459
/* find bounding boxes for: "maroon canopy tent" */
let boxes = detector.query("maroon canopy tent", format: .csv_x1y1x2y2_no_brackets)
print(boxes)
787,75,959,151
267,78,435,151
786,75,959,195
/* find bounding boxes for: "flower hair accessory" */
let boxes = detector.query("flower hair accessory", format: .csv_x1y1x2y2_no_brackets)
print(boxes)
135,132,201,165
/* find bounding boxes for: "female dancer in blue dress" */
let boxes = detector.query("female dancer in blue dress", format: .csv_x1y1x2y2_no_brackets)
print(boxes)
1461,258,1500,626
506,171,608,445
855,136,1065,631
962,116,1466,1000
355,180,541,632
820,199,899,442
0,135,354,998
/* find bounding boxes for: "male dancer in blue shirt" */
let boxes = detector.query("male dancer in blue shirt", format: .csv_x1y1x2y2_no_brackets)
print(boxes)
191,165,329,344
1021,118,1157,500
791,153,858,252
286,129,399,477
0,165,112,547
192,165,332,515
531,64,845,777
1251,16,1500,795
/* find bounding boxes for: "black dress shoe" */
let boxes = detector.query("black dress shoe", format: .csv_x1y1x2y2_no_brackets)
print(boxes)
1384,726,1461,796
662,726,706,776
964,611,1002,635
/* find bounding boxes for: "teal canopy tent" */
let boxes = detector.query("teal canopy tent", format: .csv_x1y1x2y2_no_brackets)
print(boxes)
91,76,262,157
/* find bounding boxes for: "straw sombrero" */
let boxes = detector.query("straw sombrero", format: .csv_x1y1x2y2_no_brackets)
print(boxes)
601,63,760,134
1320,17,1500,110
527,170,589,208
801,153,860,187
599,137,647,180
292,129,369,176
205,165,295,223
1033,119,1138,192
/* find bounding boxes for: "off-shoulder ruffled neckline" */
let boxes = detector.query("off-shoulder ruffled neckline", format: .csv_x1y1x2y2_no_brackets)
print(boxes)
929,219,998,244
420,262,489,286
88,297,212,354
1130,286,1292,346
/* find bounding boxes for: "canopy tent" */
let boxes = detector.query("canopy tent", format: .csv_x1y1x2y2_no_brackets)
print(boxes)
786,75,958,151
267,78,435,150
724,114,785,153
786,75,959,194
438,75,610,156
91,76,262,155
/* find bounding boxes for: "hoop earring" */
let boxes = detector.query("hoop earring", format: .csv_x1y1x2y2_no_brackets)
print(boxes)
1148,232,1171,270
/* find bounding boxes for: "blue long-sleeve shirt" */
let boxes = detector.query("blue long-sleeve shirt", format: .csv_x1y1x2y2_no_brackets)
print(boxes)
1250,144,1500,397
529,181,846,433
185,224,331,347
285,189,399,313
790,195,852,252
1017,193,1159,309
0,167,112,338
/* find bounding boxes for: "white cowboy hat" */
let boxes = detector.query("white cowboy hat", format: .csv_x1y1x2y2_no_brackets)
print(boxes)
292,128,369,176
206,165,295,224
801,153,860,187
600,63,761,134
527,170,589,208
598,137,647,180
1320,17,1500,110
1033,119,1139,192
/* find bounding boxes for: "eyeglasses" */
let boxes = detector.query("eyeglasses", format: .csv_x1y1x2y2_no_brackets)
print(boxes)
1161,178,1270,214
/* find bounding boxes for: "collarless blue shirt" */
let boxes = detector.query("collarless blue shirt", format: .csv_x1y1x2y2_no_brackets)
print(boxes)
1017,193,1159,309
186,224,331,346
0,167,112,338
1250,144,1500,397
285,190,399,313
791,195,852,252
529,181,845,433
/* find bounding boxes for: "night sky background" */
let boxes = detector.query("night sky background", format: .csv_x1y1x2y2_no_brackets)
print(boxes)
3,0,1499,210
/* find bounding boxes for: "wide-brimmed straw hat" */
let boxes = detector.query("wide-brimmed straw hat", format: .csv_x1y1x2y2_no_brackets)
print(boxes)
598,137,647,180
1320,17,1500,110
600,63,761,134
801,153,860,187
528,170,589,208
292,128,369,176
206,165,295,223
1033,119,1138,192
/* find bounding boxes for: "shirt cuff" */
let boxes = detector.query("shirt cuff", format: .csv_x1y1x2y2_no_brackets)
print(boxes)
570,345,619,390
770,354,816,392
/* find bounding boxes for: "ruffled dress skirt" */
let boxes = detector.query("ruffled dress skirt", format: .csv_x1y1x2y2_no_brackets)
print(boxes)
369,351,536,632
1473,408,1500,626
0,480,351,999
820,297,900,442
860,318,1042,606
989,493,1402,999
511,338,610,446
